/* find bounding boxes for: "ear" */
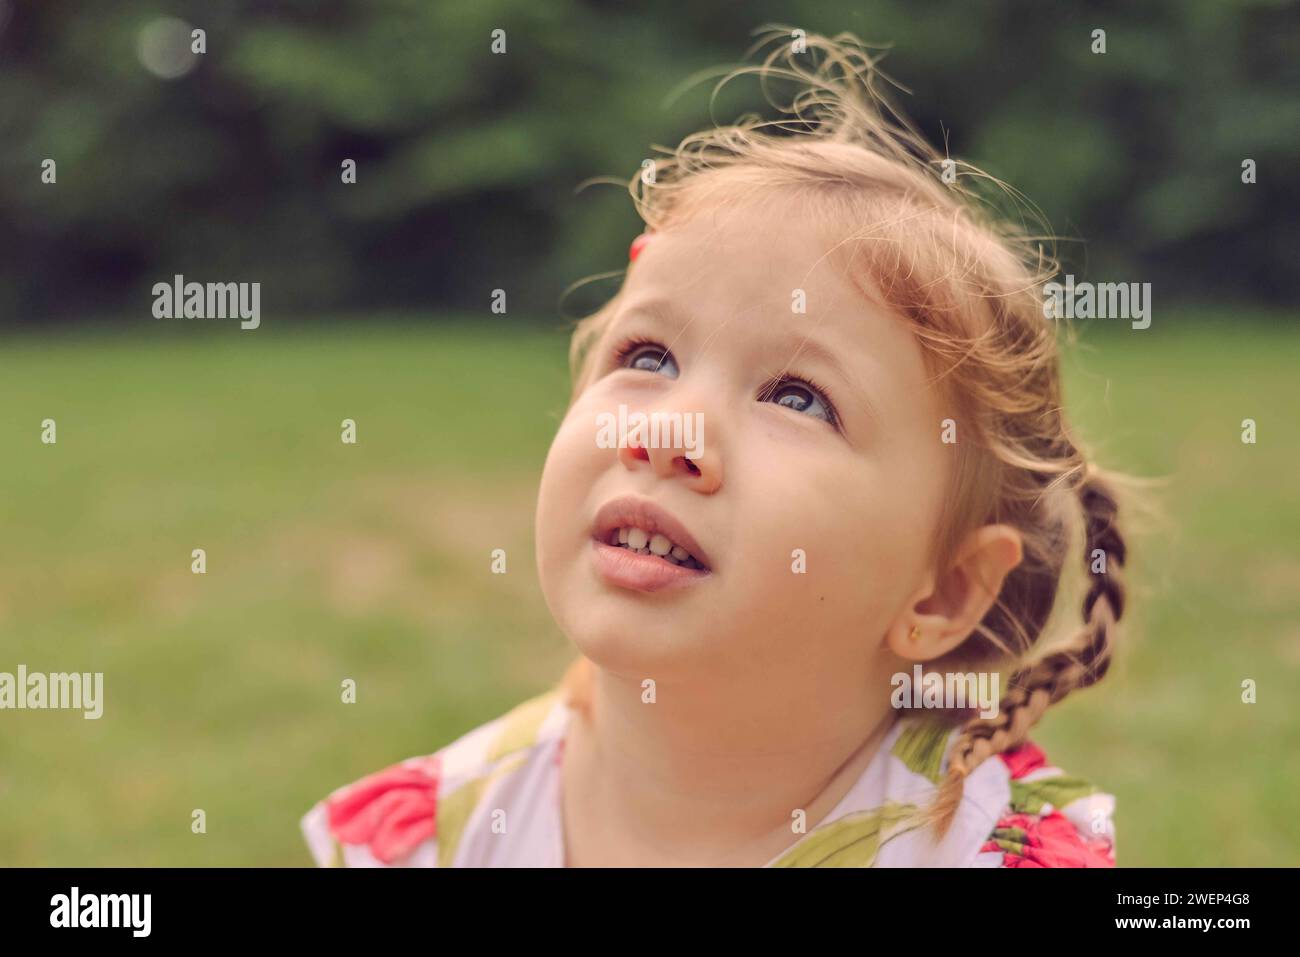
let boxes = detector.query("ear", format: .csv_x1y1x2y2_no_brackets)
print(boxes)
885,525,1024,662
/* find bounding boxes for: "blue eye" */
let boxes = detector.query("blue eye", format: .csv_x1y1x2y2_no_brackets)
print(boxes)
764,380,837,426
618,340,679,379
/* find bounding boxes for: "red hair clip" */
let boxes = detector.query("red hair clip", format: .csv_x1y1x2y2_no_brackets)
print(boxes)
629,229,653,262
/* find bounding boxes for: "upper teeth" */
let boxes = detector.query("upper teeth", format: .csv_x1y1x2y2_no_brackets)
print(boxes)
610,526,703,569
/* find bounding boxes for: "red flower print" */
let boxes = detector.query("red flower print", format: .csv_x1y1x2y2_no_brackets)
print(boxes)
325,757,441,864
982,810,1115,868
999,741,1048,780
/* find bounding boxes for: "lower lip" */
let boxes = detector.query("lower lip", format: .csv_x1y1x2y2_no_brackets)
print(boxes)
590,540,710,594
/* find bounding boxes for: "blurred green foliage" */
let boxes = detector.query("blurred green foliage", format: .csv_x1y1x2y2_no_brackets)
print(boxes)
1,0,1297,324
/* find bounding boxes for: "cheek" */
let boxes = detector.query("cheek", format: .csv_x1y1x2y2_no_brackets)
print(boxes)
534,393,632,617
835,455,946,607
724,438,943,643
535,409,600,552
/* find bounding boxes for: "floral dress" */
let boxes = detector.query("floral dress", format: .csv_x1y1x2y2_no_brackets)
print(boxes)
301,688,1116,867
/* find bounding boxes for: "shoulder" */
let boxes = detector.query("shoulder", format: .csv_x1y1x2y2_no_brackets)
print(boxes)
970,740,1117,868
867,719,1116,867
300,688,569,867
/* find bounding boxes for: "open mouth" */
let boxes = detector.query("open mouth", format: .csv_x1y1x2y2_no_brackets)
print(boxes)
601,525,707,570
589,496,713,592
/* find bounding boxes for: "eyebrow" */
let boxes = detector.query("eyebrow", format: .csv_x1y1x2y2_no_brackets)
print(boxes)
616,297,696,344
775,328,885,428
781,332,853,390
615,297,882,426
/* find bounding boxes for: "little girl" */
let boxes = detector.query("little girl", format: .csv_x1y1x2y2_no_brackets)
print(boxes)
302,27,1124,868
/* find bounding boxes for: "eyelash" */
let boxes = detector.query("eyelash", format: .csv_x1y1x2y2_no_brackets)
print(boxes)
762,370,843,430
611,336,669,372
610,336,843,431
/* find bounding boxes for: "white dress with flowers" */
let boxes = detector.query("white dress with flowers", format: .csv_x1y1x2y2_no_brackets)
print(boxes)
301,688,1117,867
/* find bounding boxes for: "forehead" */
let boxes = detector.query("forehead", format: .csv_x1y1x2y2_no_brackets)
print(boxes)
616,188,939,416
642,188,846,299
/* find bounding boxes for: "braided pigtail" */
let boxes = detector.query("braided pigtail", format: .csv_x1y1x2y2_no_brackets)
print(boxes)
918,467,1128,842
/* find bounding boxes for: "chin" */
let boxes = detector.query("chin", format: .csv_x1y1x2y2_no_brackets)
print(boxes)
556,588,709,680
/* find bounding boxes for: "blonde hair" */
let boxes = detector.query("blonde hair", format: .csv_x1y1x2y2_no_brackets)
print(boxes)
557,25,1129,843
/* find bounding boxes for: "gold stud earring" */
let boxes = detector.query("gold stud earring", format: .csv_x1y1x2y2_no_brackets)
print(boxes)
908,625,921,643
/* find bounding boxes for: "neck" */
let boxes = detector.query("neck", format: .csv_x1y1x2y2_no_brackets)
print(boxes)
562,663,898,866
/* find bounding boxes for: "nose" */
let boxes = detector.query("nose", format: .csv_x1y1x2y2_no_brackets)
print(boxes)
616,406,722,494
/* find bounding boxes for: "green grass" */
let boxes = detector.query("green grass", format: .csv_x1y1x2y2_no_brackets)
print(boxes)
0,312,1296,866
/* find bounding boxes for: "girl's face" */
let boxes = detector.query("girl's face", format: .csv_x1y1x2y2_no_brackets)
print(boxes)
535,191,953,697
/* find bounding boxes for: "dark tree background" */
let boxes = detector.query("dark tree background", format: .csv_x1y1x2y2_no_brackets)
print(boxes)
1,0,1296,325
